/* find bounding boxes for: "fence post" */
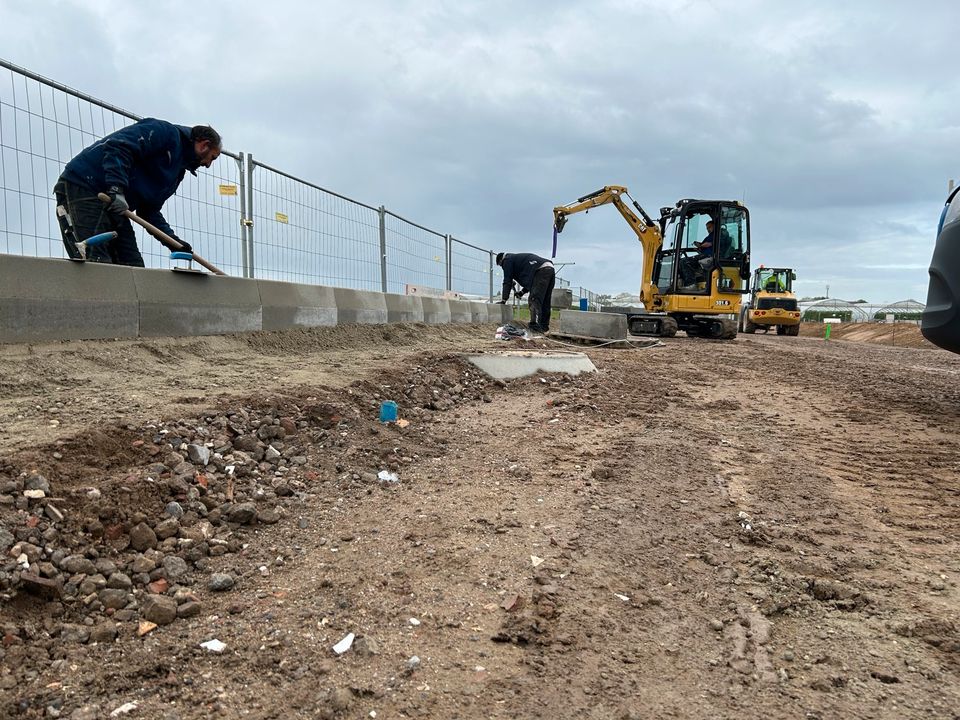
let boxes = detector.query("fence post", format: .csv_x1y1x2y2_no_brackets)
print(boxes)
445,235,452,292
245,153,256,278
378,206,388,293
237,152,249,278
489,251,495,301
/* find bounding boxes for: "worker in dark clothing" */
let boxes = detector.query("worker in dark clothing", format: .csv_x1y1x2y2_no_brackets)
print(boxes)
54,118,222,265
496,252,556,333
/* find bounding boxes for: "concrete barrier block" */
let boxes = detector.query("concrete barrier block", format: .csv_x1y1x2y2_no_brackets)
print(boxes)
556,309,627,340
0,255,139,343
333,287,388,325
551,288,574,309
491,304,513,324
448,300,472,324
420,297,451,325
385,293,424,324
134,269,262,337
469,302,490,324
258,280,337,330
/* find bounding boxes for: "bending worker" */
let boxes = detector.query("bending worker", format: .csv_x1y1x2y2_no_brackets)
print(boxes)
54,117,222,265
496,252,556,333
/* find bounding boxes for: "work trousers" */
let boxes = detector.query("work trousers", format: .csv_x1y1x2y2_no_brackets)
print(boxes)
53,179,144,266
528,266,556,331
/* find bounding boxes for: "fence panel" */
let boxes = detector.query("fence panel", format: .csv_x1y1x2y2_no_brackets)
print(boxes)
248,160,381,288
450,237,492,298
383,211,446,295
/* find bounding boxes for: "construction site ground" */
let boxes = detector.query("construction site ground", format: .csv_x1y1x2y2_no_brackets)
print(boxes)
1,321,958,719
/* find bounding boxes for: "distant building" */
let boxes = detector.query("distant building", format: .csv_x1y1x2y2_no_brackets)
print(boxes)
800,298,925,323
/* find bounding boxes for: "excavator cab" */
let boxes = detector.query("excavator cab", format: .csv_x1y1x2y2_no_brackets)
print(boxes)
653,200,750,296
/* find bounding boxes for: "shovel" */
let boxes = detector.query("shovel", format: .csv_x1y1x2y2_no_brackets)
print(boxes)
97,193,226,276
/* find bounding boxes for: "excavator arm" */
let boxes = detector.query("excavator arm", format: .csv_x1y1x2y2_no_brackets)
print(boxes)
553,186,663,307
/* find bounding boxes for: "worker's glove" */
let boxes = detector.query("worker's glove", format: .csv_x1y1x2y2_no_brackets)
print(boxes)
515,289,527,299
171,235,193,254
105,187,129,215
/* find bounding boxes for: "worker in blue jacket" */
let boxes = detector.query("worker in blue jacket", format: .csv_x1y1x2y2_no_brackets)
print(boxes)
496,252,556,333
53,118,221,265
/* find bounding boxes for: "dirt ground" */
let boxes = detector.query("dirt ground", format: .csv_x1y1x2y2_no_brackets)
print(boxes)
1,323,959,719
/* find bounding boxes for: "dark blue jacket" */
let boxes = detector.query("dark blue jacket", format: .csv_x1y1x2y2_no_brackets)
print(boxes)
60,118,202,239
500,253,554,301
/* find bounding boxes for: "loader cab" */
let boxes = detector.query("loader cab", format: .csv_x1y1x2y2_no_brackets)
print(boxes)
653,200,750,295
754,267,794,295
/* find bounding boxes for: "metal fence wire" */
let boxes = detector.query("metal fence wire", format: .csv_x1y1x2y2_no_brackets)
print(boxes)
0,59,596,301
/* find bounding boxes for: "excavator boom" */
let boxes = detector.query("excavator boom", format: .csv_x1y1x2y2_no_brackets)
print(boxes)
553,186,663,307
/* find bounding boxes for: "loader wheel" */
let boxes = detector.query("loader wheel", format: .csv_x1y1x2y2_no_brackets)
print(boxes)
743,317,757,334
785,324,800,336
776,325,787,335
660,317,679,338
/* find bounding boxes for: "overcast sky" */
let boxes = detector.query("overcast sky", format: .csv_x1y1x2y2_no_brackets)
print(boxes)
2,0,957,302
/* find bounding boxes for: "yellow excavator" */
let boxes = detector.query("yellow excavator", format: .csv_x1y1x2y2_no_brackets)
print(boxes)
553,186,751,339
739,266,801,335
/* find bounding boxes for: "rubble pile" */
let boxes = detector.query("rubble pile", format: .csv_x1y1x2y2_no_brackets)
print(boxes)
0,356,498,653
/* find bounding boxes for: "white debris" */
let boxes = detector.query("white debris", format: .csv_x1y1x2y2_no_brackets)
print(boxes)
110,702,138,717
530,555,544,568
614,593,630,602
377,470,399,483
200,639,227,653
408,617,421,626
333,632,355,655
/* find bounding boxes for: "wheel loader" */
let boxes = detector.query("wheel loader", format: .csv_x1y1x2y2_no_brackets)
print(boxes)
739,266,801,335
553,186,750,339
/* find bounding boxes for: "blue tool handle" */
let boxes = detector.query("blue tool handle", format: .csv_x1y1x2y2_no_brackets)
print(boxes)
85,231,117,246
170,251,193,260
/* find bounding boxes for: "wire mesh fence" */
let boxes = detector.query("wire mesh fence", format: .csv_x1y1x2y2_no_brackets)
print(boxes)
0,59,598,301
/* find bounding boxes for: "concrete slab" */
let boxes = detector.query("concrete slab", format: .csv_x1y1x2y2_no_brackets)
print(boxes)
0,255,139,343
385,293,424,324
556,309,627,340
420,297,451,325
333,287,389,325
448,300,472,324
258,280,337,330
134,269,262,337
464,350,597,380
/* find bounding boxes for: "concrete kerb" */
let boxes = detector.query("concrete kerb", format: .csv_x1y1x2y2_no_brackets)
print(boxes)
420,297,452,325
0,254,139,343
385,293,424,324
332,287,389,325
258,280,337,330
134,268,262,337
556,309,627,340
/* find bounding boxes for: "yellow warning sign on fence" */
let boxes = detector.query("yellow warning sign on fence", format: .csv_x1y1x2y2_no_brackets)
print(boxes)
218,184,238,196
275,212,289,224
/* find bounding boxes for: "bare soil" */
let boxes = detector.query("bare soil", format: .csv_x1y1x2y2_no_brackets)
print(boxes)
1,325,959,719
